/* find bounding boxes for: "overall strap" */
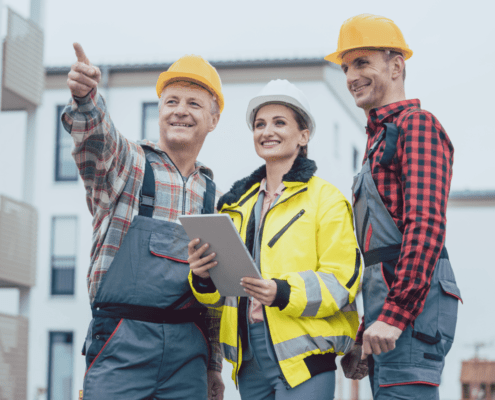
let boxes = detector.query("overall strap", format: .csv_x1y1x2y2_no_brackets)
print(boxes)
367,130,386,159
379,123,400,167
139,154,156,217
201,175,216,214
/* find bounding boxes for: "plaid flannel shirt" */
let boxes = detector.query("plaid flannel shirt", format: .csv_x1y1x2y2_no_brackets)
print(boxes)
61,89,222,371
356,99,454,342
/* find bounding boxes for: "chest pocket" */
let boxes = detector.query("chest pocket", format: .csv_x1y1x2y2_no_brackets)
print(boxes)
267,209,305,248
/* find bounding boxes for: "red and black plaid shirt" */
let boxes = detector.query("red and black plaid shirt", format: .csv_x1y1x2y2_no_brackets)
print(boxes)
356,99,454,340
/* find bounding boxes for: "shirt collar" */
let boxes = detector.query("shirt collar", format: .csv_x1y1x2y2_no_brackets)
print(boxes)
367,99,421,136
259,178,286,196
138,139,214,179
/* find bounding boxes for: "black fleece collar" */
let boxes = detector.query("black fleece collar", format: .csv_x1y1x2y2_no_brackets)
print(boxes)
217,157,317,210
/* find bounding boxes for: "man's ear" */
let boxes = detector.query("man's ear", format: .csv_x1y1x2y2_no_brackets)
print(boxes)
208,113,220,133
391,56,405,80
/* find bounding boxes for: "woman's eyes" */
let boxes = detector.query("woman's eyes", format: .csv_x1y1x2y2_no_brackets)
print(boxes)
255,120,285,128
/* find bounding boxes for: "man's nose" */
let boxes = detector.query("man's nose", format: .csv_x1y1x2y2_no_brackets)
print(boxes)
346,67,360,90
174,101,189,115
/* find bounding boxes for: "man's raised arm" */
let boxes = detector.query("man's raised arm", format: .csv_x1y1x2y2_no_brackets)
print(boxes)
61,43,142,216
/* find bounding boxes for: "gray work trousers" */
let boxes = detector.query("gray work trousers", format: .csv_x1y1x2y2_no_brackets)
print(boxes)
238,322,335,400
83,316,209,399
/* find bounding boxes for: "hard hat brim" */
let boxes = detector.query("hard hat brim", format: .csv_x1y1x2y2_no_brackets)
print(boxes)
324,46,413,65
246,94,316,140
156,71,224,113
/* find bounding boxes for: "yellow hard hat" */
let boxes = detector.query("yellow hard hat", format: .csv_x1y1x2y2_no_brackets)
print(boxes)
156,55,224,113
325,14,413,65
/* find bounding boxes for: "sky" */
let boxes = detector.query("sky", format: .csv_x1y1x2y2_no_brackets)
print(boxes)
3,0,494,191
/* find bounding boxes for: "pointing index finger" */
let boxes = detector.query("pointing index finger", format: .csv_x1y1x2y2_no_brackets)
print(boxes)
73,42,90,65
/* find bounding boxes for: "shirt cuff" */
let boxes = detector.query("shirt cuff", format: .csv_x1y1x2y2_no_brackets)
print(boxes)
378,301,415,331
270,279,290,310
191,273,217,294
207,342,223,372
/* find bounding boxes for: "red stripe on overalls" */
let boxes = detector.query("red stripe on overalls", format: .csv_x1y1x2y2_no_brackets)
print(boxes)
150,251,188,263
84,318,123,377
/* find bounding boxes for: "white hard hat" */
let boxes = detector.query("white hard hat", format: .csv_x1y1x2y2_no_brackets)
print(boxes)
246,79,316,140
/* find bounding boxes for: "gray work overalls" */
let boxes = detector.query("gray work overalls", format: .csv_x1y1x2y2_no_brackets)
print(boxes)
352,123,462,399
81,149,216,400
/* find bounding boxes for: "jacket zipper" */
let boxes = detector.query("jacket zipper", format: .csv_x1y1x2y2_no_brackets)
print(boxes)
255,186,307,388
182,175,189,215
267,209,305,248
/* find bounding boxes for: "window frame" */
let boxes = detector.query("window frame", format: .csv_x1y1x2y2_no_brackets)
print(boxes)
54,105,78,182
141,101,160,142
50,216,77,296
47,331,74,400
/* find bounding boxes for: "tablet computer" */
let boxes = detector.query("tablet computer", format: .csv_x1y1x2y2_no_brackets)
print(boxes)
179,214,262,297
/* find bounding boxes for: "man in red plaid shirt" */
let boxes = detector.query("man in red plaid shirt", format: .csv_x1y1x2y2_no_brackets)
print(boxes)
325,14,462,400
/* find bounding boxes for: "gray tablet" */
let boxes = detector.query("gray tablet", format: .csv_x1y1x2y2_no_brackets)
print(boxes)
179,214,262,297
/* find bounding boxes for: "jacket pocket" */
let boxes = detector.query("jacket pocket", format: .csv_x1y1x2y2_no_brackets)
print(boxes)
267,209,305,248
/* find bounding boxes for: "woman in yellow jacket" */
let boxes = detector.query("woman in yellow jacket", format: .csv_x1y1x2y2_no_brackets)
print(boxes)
188,79,361,400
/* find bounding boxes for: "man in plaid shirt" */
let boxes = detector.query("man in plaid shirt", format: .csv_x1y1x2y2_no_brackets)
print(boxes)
64,43,224,399
325,14,462,400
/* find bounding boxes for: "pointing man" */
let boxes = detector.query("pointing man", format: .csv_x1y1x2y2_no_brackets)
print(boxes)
325,14,462,400
64,43,225,399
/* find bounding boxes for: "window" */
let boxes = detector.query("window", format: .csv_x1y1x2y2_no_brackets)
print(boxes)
47,332,73,400
142,102,160,143
462,384,470,399
490,383,495,398
480,383,487,399
55,105,78,181
352,146,360,173
50,217,77,295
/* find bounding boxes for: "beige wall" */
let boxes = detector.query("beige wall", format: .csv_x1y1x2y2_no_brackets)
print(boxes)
0,314,28,400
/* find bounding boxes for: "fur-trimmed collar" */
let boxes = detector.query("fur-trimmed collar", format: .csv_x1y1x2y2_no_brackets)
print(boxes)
218,157,317,210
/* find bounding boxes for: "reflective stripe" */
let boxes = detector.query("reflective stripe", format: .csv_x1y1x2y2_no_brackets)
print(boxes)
274,333,354,361
209,298,225,308
221,342,237,362
341,301,357,313
299,271,322,317
316,271,350,310
225,297,237,308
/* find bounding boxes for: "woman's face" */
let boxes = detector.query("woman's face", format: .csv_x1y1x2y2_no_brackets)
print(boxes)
253,104,309,163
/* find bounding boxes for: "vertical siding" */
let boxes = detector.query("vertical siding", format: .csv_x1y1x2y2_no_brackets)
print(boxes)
0,314,28,400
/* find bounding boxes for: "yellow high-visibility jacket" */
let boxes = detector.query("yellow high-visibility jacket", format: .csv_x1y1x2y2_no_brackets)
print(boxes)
189,157,361,388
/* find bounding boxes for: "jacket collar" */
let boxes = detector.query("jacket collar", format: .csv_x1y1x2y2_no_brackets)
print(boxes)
218,156,317,210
